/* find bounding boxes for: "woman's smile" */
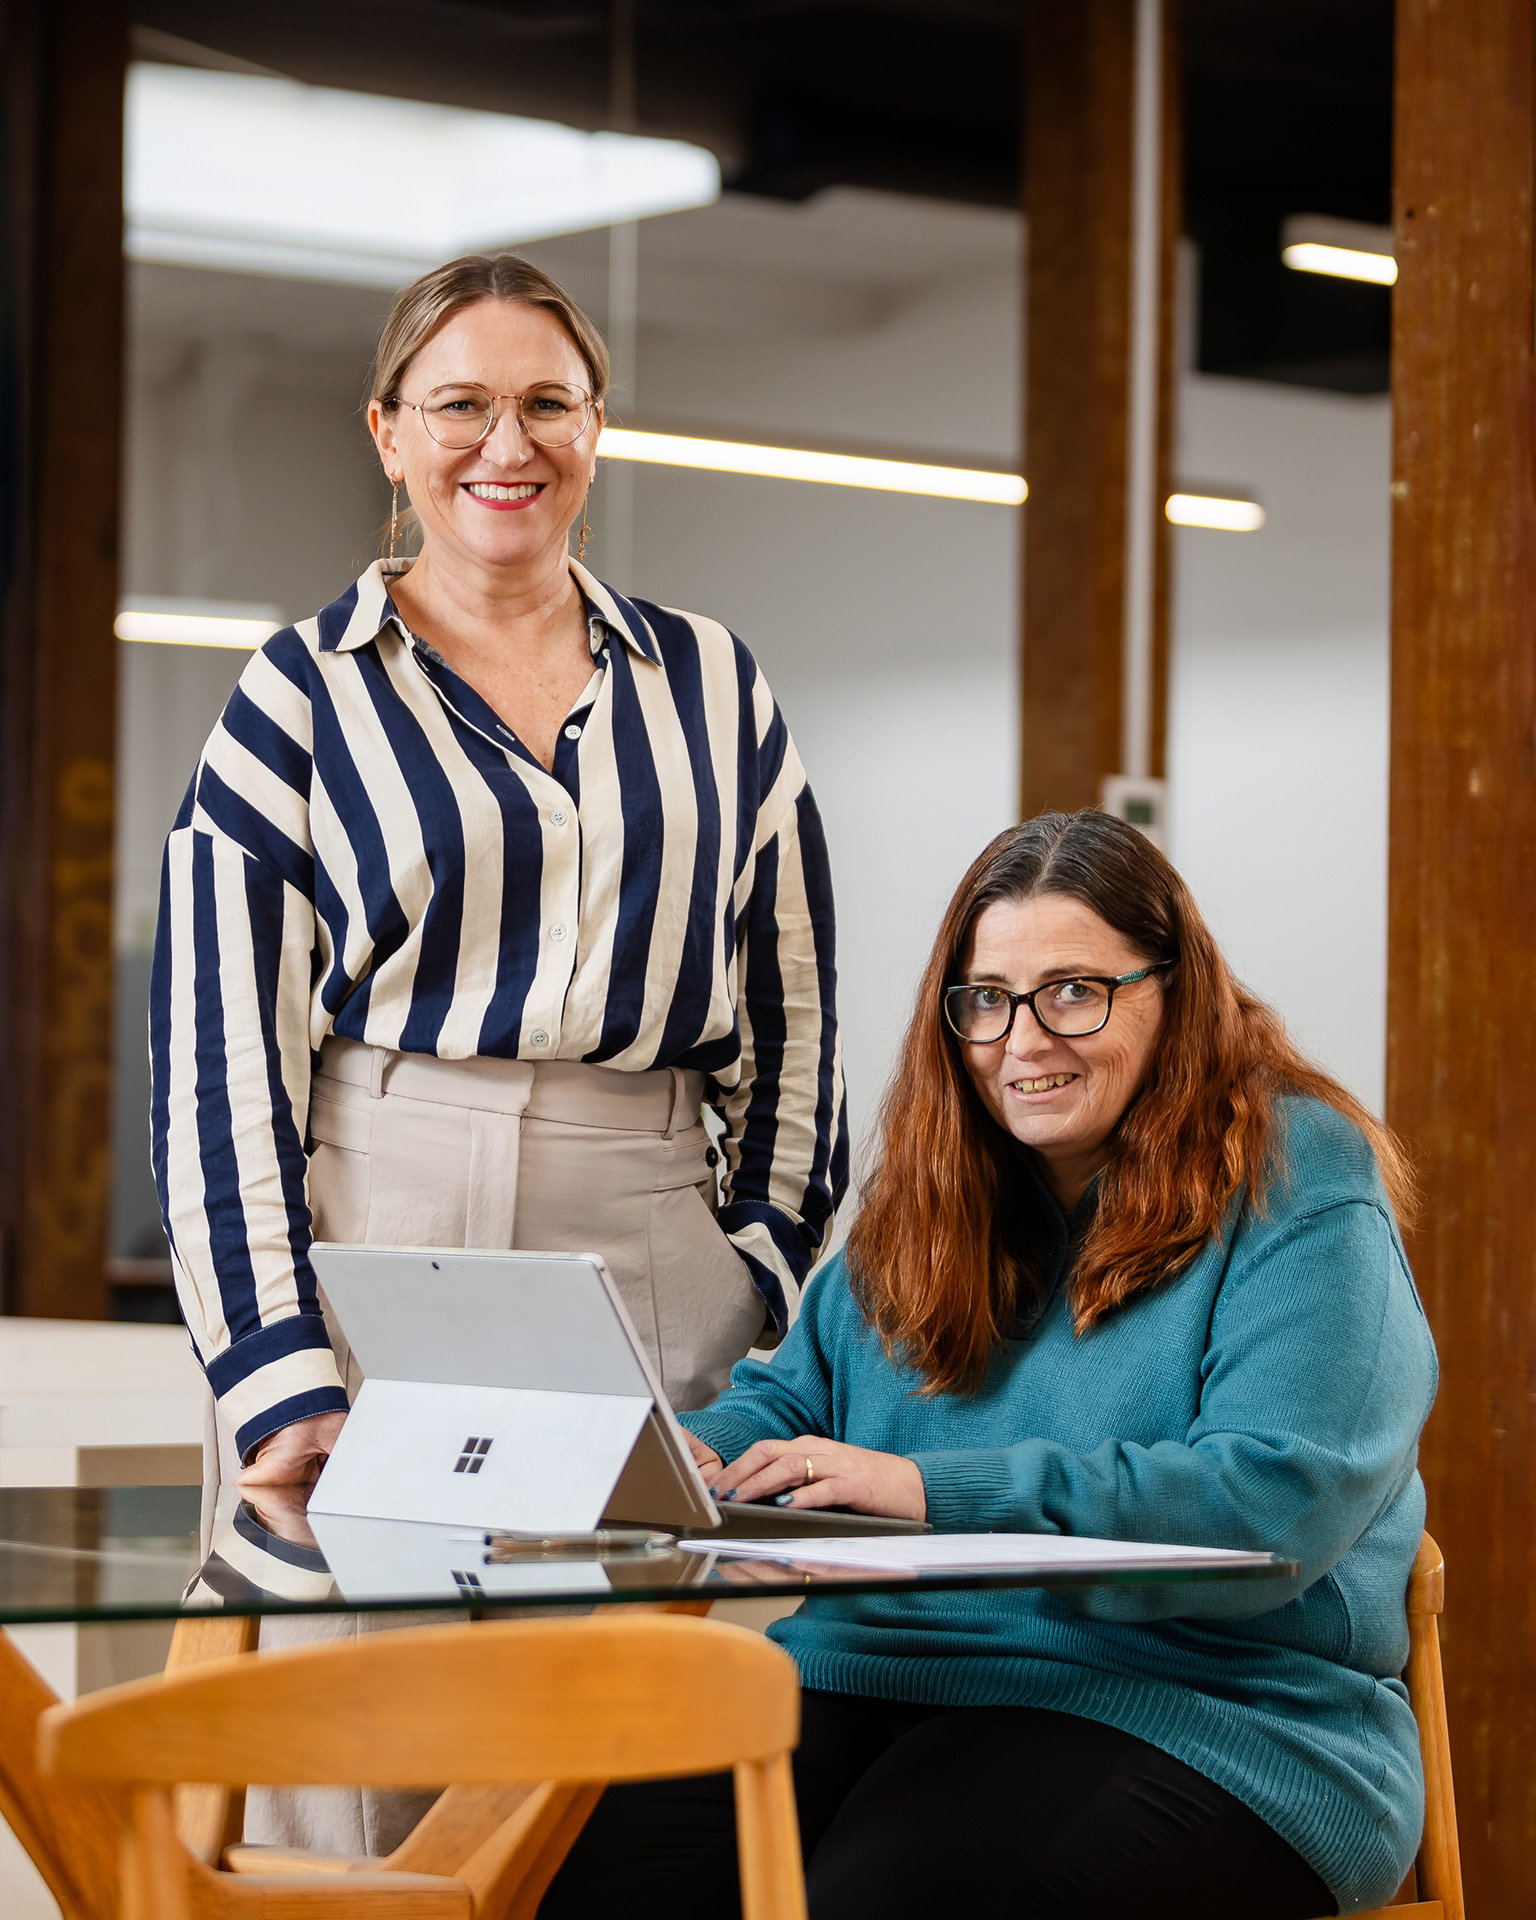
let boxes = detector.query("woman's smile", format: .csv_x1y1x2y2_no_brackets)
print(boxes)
1004,1070,1079,1098
463,480,544,507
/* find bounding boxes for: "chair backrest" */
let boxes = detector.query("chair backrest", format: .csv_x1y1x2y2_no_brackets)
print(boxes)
41,1613,809,1920
1399,1533,1464,1920
39,1612,799,1789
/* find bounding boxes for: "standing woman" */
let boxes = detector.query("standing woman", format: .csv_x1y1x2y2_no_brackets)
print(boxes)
151,251,846,1513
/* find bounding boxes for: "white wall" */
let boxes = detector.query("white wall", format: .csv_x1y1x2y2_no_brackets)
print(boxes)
113,185,1393,1257
1169,377,1392,1109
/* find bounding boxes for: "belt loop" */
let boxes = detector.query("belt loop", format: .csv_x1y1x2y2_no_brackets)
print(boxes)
664,1067,690,1139
368,1046,388,1101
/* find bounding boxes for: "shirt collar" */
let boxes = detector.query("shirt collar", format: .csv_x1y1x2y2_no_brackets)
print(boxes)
1012,1143,1103,1238
568,558,662,664
313,558,661,667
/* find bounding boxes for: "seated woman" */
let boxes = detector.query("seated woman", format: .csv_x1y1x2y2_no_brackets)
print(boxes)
539,808,1436,1920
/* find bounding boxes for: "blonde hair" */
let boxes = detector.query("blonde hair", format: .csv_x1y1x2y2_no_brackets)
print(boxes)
369,252,610,407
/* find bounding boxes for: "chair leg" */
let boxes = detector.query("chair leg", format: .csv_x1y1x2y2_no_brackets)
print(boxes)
125,1788,193,1920
166,1614,259,1866
734,1753,808,1920
476,1784,606,1920
0,1626,122,1919
384,1783,541,1877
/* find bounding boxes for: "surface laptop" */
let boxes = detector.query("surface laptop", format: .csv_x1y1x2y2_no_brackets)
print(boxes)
309,1245,926,1537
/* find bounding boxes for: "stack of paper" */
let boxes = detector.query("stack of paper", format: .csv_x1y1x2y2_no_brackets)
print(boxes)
677,1533,1278,1575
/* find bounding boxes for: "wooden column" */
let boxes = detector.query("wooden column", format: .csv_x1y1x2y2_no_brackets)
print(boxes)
0,0,125,1319
1021,0,1179,819
1389,3,1536,1911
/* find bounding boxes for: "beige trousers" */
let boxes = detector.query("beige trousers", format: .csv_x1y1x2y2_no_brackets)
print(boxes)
305,1036,765,1413
222,1039,767,1857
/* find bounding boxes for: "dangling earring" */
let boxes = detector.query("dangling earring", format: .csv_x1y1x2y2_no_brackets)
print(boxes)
577,490,593,562
388,480,400,563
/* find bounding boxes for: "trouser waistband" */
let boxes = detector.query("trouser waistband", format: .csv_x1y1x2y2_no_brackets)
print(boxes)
315,1036,705,1139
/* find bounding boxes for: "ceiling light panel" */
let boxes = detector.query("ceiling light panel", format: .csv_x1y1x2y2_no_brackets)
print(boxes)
125,64,721,288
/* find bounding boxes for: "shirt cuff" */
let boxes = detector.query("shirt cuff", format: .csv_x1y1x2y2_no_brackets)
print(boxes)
204,1312,349,1462
719,1206,810,1340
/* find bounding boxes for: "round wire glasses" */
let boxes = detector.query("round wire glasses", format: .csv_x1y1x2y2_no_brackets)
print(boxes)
392,382,597,450
943,960,1177,1044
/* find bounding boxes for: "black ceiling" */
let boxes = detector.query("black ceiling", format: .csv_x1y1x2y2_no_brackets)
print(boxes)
132,0,1396,394
1183,0,1393,392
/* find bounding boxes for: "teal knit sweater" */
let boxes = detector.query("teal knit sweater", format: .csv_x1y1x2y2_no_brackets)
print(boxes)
682,1097,1437,1913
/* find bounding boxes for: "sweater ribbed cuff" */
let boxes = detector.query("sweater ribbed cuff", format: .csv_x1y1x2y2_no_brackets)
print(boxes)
910,1447,1020,1532
677,1407,776,1467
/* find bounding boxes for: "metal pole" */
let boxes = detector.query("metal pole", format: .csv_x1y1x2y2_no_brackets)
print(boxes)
1120,0,1162,781
603,0,638,587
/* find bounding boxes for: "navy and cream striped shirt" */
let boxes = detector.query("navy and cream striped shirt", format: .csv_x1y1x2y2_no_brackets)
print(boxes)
151,559,847,1460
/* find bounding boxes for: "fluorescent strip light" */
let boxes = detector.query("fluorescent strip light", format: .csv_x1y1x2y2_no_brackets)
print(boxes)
116,602,284,649
1281,242,1397,287
1166,493,1265,533
598,428,1028,504
125,63,721,288
600,433,1263,533
1279,214,1396,287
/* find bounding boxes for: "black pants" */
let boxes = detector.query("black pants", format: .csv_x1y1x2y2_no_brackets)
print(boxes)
538,1691,1337,1920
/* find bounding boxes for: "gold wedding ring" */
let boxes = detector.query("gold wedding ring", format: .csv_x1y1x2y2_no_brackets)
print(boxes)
804,1455,816,1485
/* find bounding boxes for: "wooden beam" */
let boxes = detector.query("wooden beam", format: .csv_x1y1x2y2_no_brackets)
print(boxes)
0,0,125,1319
1147,7,1179,786
1388,2,1536,1911
1021,0,1179,818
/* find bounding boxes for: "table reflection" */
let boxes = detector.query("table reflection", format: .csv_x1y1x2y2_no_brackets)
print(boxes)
0,1486,1294,1626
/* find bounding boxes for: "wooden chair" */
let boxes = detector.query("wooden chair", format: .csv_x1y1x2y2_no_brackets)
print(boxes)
1338,1533,1463,1920
15,1531,1462,1920
2,1606,603,1920
37,1612,808,1920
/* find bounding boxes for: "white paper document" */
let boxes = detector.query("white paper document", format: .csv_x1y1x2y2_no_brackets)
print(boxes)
675,1532,1279,1575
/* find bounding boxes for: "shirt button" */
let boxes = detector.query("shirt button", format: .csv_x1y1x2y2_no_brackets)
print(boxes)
531,1030,550,1048
550,923,568,942
563,723,582,741
550,807,569,828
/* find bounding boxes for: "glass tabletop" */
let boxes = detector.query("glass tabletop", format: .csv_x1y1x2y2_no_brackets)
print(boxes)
0,1486,1299,1626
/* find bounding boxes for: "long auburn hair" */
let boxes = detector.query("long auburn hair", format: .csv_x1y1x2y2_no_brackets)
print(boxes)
847,810,1414,1396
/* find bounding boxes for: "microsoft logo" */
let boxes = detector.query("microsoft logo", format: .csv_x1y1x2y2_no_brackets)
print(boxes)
454,1436,493,1475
